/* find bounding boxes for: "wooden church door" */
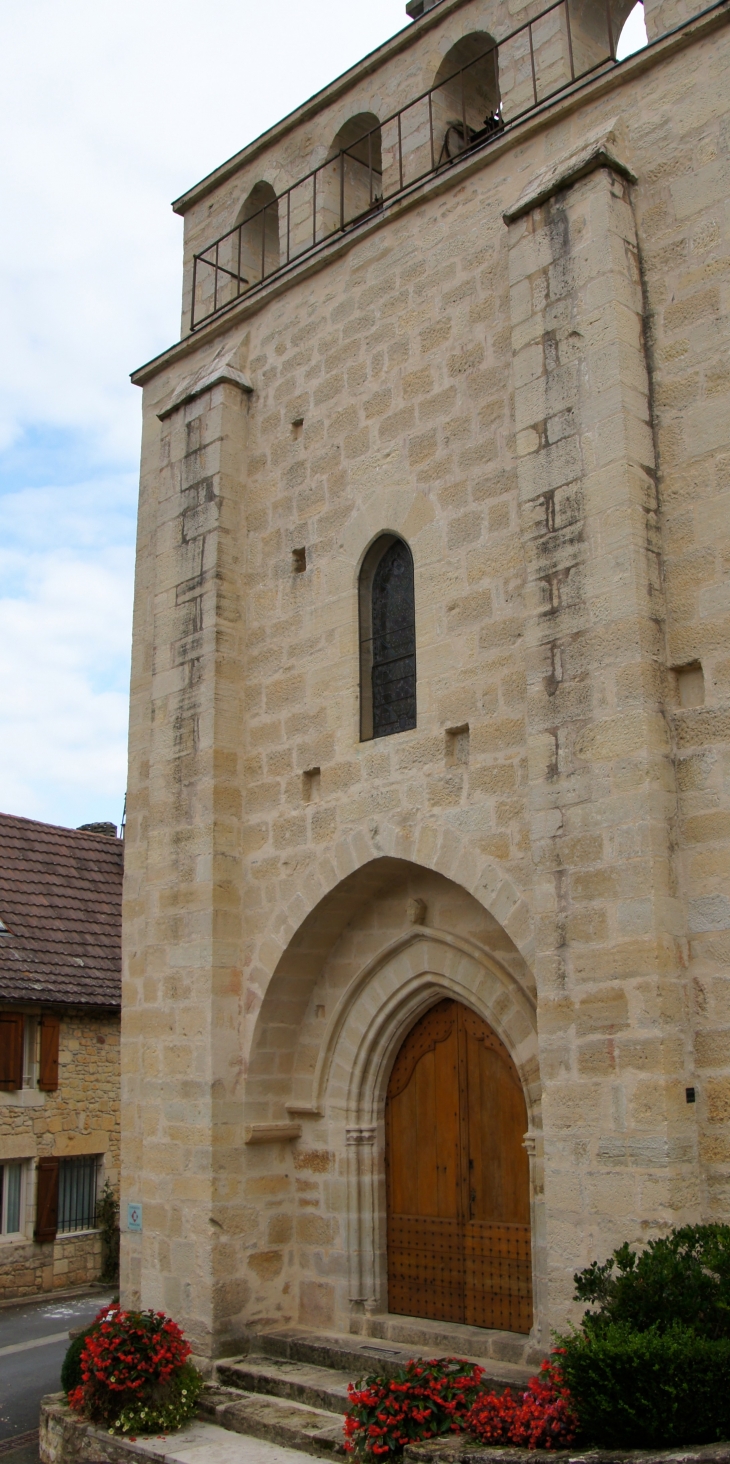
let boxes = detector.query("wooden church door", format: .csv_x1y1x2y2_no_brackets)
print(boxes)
385,997,532,1333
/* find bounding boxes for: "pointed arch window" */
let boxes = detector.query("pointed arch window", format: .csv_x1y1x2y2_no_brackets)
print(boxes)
359,536,416,740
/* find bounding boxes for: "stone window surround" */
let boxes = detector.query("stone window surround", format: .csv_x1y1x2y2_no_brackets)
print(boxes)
0,1157,27,1240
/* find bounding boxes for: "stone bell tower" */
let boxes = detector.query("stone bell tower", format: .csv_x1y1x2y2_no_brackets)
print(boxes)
121,0,730,1364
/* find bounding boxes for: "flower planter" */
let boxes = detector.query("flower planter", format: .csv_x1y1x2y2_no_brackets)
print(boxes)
41,1394,162,1464
40,1395,235,1464
41,1394,730,1464
403,1437,730,1464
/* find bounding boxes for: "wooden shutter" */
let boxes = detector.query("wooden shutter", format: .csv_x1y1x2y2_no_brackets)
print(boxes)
34,1157,59,1242
0,1012,24,1091
39,1015,60,1091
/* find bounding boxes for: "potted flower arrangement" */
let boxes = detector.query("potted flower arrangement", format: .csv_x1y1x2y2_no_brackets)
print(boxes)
62,1304,203,1436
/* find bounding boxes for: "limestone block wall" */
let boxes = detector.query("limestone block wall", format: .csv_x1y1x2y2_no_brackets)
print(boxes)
0,1231,103,1303
635,30,730,1215
123,0,730,1359
121,373,249,1348
0,1010,120,1300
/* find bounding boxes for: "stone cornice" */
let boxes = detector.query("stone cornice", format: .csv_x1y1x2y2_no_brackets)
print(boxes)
157,362,253,420
503,138,637,223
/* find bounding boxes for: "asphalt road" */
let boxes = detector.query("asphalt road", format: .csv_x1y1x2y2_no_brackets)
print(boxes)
0,1289,112,1446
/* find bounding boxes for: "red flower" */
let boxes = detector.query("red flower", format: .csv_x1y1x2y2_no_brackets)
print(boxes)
69,1307,193,1429
465,1357,579,1452
343,1357,485,1462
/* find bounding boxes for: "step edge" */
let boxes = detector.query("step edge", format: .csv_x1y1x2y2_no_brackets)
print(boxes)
214,1362,351,1414
204,1383,344,1422
248,1326,533,1385
220,1356,353,1386
199,1385,347,1460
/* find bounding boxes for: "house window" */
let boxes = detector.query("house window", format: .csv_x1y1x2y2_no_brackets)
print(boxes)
23,1018,38,1088
0,1011,57,1091
0,1162,23,1236
58,1156,99,1234
359,535,417,740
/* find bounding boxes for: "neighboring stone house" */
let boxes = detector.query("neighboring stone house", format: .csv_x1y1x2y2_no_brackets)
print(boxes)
0,814,122,1299
122,0,729,1368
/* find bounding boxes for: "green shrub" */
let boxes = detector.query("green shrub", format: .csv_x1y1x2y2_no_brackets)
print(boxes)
96,1181,120,1284
573,1224,730,1339
61,1328,96,1396
558,1323,730,1449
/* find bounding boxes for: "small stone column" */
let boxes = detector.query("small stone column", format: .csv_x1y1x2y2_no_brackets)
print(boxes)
345,1125,379,1313
505,141,697,1327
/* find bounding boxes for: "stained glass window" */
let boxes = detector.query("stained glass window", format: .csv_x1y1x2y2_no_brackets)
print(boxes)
365,539,416,738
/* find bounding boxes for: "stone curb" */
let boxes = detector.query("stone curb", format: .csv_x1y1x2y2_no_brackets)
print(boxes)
404,1438,730,1464
40,1391,347,1464
41,1394,730,1464
40,1396,166,1464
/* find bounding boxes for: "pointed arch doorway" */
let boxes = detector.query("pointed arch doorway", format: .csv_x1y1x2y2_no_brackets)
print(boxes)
385,998,533,1333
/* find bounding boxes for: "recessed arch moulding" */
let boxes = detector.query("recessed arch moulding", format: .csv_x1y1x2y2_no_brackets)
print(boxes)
237,829,549,1352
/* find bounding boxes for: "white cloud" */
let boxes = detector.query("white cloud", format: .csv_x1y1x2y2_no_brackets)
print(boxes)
0,0,404,828
0,0,406,460
0,479,135,828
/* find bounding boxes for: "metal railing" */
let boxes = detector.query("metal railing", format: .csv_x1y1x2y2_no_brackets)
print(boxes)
190,0,620,330
58,1154,99,1233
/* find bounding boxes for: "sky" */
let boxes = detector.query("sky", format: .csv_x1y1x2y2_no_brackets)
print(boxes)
0,0,647,834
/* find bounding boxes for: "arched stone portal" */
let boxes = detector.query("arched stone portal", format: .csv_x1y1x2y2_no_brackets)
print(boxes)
243,858,544,1349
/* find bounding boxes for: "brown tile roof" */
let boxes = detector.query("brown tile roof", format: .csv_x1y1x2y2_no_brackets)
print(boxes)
0,813,122,1009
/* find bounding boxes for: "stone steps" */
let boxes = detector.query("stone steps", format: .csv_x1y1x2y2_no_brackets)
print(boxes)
199,1383,346,1460
217,1355,352,1415
350,1317,543,1373
248,1324,534,1391
201,1322,535,1459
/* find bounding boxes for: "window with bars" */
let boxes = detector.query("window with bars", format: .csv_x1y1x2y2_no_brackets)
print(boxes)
359,536,417,741
58,1156,99,1234
0,1162,23,1235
